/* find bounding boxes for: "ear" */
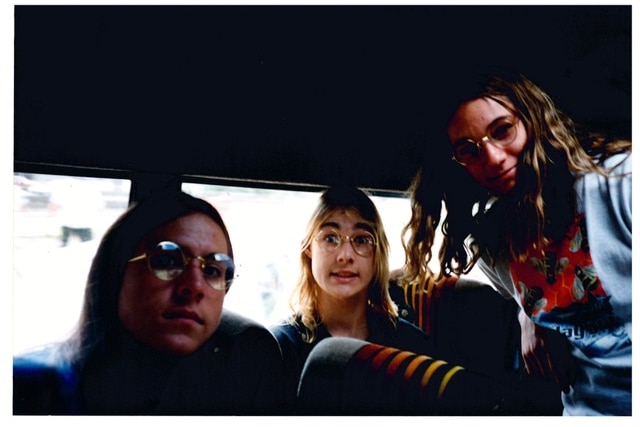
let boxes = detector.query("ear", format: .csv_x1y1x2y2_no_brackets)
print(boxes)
304,246,313,259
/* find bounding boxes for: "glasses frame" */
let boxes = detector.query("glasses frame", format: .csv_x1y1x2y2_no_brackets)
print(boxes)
313,228,377,257
451,116,520,166
128,241,235,291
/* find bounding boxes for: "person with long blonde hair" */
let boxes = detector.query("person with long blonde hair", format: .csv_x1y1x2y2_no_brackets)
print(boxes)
271,185,433,411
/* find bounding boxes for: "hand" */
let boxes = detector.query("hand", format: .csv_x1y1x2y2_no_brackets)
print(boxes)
518,310,577,393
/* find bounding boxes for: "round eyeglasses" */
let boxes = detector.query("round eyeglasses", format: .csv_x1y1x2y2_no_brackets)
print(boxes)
314,228,376,257
128,241,235,291
451,116,520,166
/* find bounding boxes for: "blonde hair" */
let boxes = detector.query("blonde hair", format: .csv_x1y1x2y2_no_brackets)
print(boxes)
288,186,398,343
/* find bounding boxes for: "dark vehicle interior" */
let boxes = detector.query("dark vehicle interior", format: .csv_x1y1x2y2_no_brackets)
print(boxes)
12,4,631,416
14,5,631,195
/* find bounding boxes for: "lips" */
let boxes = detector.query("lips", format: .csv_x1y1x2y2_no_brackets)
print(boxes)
488,165,516,182
163,309,204,325
332,270,358,278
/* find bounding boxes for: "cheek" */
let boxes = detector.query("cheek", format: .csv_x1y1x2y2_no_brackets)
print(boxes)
463,164,486,183
118,270,144,329
118,267,166,333
311,256,333,289
508,130,528,157
202,293,225,328
118,266,150,305
306,246,324,278
362,261,375,284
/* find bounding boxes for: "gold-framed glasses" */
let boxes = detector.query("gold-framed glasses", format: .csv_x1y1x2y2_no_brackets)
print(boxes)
314,228,376,257
451,116,520,166
128,241,235,291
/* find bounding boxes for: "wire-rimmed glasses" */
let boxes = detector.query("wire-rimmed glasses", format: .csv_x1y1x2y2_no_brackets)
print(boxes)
128,241,235,291
451,116,520,166
314,228,376,257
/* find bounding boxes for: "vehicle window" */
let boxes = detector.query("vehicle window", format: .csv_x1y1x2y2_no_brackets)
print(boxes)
181,183,414,327
13,173,131,355
13,173,490,356
12,175,415,355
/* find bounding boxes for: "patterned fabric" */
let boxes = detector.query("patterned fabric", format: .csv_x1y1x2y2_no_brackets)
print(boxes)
297,337,528,415
351,342,464,406
510,214,608,318
389,278,564,415
393,277,458,334
478,152,632,415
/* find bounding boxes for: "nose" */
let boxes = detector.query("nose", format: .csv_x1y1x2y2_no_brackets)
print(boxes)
336,239,355,264
173,258,206,302
480,138,507,166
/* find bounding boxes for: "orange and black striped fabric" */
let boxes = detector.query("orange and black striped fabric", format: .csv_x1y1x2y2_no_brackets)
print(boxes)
394,277,458,335
297,337,517,415
351,342,465,411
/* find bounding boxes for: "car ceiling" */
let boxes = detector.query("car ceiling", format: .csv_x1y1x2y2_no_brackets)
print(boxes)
14,5,631,194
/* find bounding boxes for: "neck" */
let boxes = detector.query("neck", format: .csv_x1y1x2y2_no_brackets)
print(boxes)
80,330,183,414
319,296,370,340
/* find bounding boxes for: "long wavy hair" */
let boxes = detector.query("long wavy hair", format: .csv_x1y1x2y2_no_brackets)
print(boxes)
288,186,397,343
61,190,233,371
401,67,631,291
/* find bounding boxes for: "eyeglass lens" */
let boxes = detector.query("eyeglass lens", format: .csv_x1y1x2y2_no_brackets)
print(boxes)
316,229,375,257
146,241,233,290
453,117,518,164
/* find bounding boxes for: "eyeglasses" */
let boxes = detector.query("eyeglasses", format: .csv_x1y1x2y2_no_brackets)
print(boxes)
128,241,235,291
314,228,376,257
451,116,520,166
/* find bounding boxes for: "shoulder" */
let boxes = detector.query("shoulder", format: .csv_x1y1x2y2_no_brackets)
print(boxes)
393,317,434,356
577,151,632,210
396,317,428,338
270,319,302,346
580,151,632,183
14,344,71,375
13,345,79,415
599,150,632,173
218,309,266,334
214,309,281,353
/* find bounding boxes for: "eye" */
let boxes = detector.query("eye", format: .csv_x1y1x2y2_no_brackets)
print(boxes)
322,232,341,245
456,141,480,158
202,262,223,278
149,250,183,269
352,233,374,246
491,119,517,141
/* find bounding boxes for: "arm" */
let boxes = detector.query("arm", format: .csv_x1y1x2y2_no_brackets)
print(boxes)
518,309,577,393
478,257,576,392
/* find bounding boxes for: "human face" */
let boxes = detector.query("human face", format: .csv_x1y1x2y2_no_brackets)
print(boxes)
119,212,229,355
447,97,527,195
306,209,375,303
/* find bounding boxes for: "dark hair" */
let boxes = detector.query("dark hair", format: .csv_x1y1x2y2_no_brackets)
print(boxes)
63,190,233,369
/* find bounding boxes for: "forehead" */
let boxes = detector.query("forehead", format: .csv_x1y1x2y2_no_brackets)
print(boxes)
320,208,369,229
448,96,514,136
142,212,228,253
452,97,513,124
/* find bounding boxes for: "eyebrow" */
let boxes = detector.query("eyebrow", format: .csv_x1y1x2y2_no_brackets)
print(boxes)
320,222,374,234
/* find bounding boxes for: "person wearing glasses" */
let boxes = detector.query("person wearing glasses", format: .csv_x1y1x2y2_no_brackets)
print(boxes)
13,191,286,415
270,185,435,411
400,66,631,415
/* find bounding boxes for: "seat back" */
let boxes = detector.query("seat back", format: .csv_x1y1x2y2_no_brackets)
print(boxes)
298,337,534,415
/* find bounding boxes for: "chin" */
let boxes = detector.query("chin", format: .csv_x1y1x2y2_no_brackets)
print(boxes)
156,336,203,356
489,181,516,196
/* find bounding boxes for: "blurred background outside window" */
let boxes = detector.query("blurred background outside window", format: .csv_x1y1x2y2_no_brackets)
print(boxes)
13,173,414,356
